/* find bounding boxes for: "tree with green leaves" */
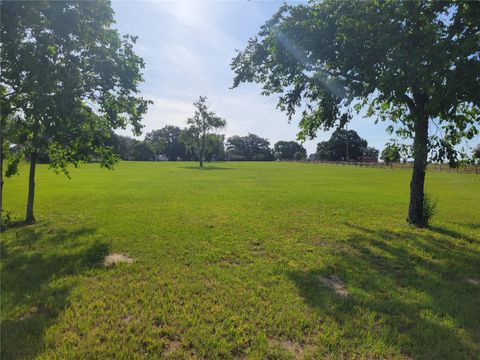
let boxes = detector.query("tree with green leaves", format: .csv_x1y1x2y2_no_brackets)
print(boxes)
204,134,226,162
145,126,187,161
293,151,306,161
314,129,368,161
111,134,138,161
183,96,226,167
274,141,307,161
1,1,150,223
381,143,402,165
364,147,380,161
0,114,23,222
226,133,273,161
144,130,165,161
231,1,480,226
132,142,154,161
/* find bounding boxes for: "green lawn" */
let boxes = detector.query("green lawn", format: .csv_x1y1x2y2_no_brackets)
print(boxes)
1,162,479,359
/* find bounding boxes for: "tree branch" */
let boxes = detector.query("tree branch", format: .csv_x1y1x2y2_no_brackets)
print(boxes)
402,94,416,112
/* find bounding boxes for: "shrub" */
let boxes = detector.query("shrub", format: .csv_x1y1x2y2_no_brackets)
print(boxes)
1,210,14,232
423,193,437,226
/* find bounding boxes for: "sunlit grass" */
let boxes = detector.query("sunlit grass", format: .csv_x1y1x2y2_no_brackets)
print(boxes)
2,162,479,359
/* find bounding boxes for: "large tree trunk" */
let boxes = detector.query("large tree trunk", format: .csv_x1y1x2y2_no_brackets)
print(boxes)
25,151,38,224
407,113,429,227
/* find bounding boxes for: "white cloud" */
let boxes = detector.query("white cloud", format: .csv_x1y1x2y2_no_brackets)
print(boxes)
116,96,193,138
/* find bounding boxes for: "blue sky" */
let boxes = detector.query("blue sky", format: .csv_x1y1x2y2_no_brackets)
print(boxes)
111,1,478,155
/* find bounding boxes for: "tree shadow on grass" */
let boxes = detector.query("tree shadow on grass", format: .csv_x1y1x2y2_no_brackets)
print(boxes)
1,225,109,359
180,165,234,171
450,222,480,231
428,225,479,244
288,223,480,358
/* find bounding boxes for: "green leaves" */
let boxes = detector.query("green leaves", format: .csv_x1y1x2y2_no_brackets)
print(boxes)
184,96,226,164
231,0,480,163
226,134,273,161
1,0,151,173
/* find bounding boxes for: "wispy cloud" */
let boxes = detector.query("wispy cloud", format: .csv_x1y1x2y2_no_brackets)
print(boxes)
163,44,209,88
159,2,241,53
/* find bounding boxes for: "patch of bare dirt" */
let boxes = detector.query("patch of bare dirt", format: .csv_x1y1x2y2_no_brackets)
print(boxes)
268,339,304,359
104,253,134,267
164,340,181,356
19,306,39,320
121,314,134,323
319,275,348,297
466,278,480,286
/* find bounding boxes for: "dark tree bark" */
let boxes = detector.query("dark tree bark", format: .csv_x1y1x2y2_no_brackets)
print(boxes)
407,107,429,227
25,151,37,224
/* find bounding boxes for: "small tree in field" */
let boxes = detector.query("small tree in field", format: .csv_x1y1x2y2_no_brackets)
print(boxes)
1,1,150,223
184,96,226,167
381,144,402,165
231,1,480,227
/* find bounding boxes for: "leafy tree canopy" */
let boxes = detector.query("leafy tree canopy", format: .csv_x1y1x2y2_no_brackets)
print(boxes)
132,141,154,161
315,129,368,161
381,143,402,164
110,134,139,161
145,126,187,161
183,96,226,167
364,146,380,160
274,141,307,160
232,1,479,162
1,0,151,174
204,134,226,162
226,133,274,161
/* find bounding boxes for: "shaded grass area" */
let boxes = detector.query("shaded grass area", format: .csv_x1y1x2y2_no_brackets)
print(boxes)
1,223,108,359
289,223,480,358
1,162,479,359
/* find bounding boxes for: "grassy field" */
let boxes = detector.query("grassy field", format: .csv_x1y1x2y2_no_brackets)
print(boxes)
1,161,479,359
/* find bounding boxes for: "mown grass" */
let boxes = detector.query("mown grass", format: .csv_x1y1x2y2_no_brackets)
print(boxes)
1,161,479,359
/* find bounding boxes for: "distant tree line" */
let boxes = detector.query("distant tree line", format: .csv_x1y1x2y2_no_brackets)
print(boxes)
106,128,308,162
112,124,475,166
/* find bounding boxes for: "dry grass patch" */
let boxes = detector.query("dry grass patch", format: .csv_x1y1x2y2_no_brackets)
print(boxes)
104,253,134,267
268,338,305,359
319,274,348,297
466,278,480,286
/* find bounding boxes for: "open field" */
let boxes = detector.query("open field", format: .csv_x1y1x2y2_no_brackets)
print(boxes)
1,162,479,359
